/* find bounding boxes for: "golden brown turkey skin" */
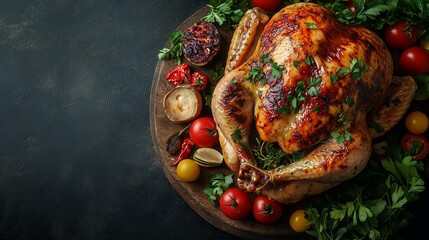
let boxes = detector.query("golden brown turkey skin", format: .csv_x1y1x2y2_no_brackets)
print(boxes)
211,3,394,204
253,3,392,154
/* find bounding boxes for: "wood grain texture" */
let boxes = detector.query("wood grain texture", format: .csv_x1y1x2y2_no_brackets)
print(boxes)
150,7,311,240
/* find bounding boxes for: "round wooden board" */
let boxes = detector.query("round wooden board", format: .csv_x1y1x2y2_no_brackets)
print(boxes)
150,7,311,240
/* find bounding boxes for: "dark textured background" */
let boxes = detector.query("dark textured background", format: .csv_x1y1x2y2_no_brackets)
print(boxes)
0,1,427,240
0,0,236,239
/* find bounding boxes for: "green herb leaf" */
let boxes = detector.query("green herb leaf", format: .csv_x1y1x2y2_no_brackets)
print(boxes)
278,106,291,115
202,0,248,29
293,60,300,69
305,22,318,29
203,174,234,206
252,138,299,170
305,56,312,65
337,67,350,76
261,53,270,64
305,132,425,240
158,30,184,64
413,75,429,100
346,95,354,107
231,129,242,142
271,62,285,79
313,105,320,113
248,66,263,83
330,74,340,84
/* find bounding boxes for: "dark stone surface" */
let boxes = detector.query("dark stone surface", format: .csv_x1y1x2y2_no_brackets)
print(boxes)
0,1,427,240
0,1,237,239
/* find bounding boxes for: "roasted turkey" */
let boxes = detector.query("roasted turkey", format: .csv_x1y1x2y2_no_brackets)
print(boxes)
211,3,416,204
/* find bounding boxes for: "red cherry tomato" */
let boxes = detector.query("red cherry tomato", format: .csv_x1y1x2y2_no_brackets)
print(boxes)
189,117,219,148
252,195,283,224
399,46,429,76
252,0,281,11
347,0,356,14
219,188,252,220
165,63,191,86
400,133,429,160
384,21,419,50
190,72,208,91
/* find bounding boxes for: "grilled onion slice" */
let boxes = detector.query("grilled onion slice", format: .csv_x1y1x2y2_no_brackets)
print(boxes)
163,84,202,123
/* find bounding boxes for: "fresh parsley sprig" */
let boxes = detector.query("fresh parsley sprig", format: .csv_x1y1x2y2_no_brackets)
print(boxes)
315,0,429,32
158,30,184,64
203,174,234,206
202,0,248,30
305,133,425,240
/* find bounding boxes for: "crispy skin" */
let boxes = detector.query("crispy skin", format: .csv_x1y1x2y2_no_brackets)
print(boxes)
211,3,395,204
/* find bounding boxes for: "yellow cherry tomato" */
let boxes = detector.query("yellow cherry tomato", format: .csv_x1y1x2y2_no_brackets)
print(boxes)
289,209,310,233
405,111,428,134
176,159,200,182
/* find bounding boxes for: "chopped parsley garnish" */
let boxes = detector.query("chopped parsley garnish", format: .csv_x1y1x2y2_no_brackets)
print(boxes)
305,56,312,65
304,22,318,29
271,62,285,79
261,53,270,64
313,106,320,113
346,95,354,107
231,129,243,142
331,130,351,144
307,77,322,97
248,66,263,83
331,58,369,83
349,58,369,80
278,106,291,115
248,55,286,84
336,67,350,76
330,74,340,84
293,60,300,69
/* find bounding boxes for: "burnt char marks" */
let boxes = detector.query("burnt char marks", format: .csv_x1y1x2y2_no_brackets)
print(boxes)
220,82,248,124
263,78,289,121
261,15,299,53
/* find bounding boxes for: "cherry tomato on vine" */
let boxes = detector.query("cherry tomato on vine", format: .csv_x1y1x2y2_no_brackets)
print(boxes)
176,159,200,182
252,0,281,11
190,72,208,91
405,111,428,134
219,188,252,220
289,209,310,232
189,116,219,148
399,46,429,76
400,133,429,160
384,21,419,50
252,195,283,224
